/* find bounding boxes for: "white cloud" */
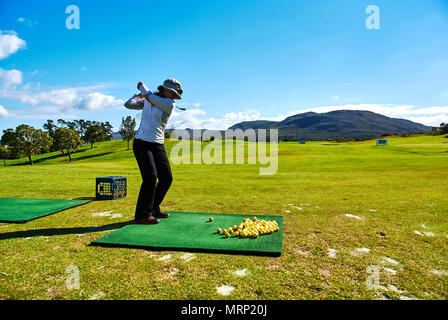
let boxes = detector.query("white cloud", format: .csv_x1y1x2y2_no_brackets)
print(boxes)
0,68,23,89
17,17,38,27
169,108,260,129
5,92,124,120
0,105,8,117
7,105,78,120
0,72,116,108
302,104,448,118
0,66,123,119
16,87,80,106
3,91,124,120
177,102,203,108
77,92,124,111
176,103,447,129
0,30,26,59
407,115,448,127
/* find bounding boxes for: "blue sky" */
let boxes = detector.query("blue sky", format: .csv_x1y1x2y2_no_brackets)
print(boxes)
0,0,447,132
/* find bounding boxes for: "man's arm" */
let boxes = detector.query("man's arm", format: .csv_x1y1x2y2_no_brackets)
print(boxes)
124,94,144,110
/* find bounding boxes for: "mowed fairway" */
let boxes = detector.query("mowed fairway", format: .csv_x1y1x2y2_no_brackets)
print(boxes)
0,135,447,300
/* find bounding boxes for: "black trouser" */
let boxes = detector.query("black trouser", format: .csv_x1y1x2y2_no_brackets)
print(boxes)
133,138,173,220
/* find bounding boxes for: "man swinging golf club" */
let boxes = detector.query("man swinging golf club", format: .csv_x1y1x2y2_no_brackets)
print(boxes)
125,78,183,224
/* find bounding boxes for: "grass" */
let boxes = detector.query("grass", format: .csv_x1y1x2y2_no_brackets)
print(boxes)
0,135,447,300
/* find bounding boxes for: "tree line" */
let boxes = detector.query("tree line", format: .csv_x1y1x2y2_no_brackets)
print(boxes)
0,116,136,166
439,122,448,135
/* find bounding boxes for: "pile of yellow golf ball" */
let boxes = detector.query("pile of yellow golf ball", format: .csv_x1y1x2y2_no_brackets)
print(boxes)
216,217,279,239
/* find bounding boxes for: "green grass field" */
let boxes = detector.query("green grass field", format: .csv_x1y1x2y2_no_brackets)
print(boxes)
0,135,447,300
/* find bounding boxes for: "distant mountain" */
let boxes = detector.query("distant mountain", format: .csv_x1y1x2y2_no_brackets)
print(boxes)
229,110,432,140
229,120,279,131
111,132,122,140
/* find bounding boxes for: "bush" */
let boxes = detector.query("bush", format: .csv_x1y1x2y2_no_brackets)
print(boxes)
400,132,411,137
336,137,352,143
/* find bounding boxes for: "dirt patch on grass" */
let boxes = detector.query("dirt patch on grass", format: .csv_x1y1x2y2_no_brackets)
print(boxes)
295,246,311,256
266,264,280,270
46,286,64,299
319,268,331,277
155,267,180,282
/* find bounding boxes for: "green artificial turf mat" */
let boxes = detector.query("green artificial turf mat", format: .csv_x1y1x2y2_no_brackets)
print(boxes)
92,211,283,256
0,198,91,223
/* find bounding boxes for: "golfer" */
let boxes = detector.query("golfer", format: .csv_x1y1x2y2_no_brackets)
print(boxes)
125,79,183,224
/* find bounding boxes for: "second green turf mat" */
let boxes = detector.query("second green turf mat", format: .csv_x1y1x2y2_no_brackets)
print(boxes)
0,198,91,223
92,211,283,256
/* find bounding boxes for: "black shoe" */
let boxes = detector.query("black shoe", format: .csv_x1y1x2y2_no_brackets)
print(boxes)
153,210,170,218
134,217,160,225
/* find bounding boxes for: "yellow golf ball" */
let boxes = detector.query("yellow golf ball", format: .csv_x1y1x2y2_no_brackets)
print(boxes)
209,217,214,222
217,228,222,234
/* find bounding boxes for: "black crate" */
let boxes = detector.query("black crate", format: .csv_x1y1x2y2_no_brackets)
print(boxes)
96,176,127,200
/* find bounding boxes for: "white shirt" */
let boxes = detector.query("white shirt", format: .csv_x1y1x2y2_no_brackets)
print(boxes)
124,85,175,144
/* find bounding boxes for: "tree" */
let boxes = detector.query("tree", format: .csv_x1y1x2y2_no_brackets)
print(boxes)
119,116,136,150
84,125,105,149
43,120,57,137
58,119,76,131
66,121,77,131
53,128,83,162
165,125,175,139
43,120,61,152
440,123,448,135
1,129,20,159
57,119,67,127
74,119,87,137
1,128,15,146
100,121,113,141
10,125,53,165
0,145,8,166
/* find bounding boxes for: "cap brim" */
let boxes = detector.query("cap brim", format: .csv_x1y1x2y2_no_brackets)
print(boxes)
159,85,182,99
165,87,182,99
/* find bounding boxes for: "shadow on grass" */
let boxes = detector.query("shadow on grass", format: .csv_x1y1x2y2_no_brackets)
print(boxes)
63,152,114,163
90,242,281,257
0,221,133,241
71,196,130,203
72,197,98,202
9,148,113,166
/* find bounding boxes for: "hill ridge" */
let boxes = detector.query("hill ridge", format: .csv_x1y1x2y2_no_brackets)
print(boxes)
228,110,432,140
